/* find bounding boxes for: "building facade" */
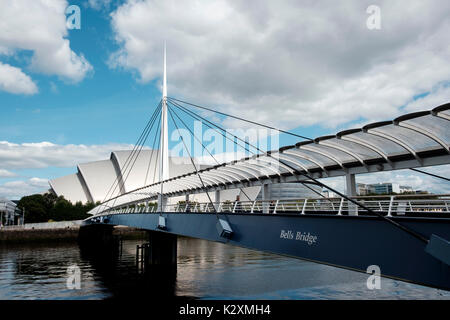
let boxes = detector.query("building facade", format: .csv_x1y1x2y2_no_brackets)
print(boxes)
355,182,415,195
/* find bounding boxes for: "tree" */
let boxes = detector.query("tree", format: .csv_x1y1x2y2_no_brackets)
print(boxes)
17,193,95,223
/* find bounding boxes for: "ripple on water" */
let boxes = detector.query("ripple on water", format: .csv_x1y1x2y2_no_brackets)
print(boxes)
0,239,449,300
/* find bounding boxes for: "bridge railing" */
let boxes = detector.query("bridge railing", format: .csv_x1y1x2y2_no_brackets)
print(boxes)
98,194,450,217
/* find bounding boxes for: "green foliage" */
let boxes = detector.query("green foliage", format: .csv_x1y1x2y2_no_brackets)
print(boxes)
17,193,95,223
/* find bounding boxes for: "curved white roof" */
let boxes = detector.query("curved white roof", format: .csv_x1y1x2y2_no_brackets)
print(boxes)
111,150,203,193
49,150,210,204
49,173,89,204
77,159,121,203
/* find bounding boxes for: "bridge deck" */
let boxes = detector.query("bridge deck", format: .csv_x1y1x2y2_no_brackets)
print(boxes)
84,211,450,291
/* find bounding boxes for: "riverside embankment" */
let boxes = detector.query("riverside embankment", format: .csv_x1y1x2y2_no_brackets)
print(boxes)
0,220,146,243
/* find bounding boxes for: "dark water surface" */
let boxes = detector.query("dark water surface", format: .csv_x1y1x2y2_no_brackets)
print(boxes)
0,238,449,300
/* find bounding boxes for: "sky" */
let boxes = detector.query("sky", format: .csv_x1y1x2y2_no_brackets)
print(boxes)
0,0,449,199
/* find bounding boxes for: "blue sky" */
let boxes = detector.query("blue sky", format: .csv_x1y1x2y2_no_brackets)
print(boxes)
0,0,449,199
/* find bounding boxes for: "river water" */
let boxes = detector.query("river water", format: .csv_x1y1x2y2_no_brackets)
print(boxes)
0,238,449,300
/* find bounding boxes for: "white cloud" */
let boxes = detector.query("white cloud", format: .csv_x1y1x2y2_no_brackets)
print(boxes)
110,0,450,129
0,62,38,95
0,140,137,199
0,0,92,86
0,141,134,169
404,83,450,113
0,169,16,178
0,177,49,200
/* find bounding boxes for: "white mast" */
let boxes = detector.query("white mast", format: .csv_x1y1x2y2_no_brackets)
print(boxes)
158,42,169,211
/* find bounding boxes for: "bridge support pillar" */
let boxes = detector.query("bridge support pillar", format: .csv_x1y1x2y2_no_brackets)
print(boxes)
262,184,271,213
346,173,358,216
147,231,177,265
157,194,168,212
215,190,220,211
78,224,120,258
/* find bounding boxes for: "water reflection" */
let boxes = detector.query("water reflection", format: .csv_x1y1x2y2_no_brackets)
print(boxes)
79,240,178,300
0,237,449,300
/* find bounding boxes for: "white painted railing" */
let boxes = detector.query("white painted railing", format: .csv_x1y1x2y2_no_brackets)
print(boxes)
96,194,450,217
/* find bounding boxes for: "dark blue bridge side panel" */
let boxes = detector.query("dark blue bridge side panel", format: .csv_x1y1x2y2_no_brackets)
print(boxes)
99,213,450,290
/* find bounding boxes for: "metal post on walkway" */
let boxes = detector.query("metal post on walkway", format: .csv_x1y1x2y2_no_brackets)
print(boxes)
346,173,358,216
262,183,271,213
215,190,220,211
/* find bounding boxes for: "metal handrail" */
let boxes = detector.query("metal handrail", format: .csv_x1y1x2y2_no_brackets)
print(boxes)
97,194,450,217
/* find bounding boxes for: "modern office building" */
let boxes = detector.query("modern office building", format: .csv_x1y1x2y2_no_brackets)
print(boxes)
355,182,415,195
256,182,322,200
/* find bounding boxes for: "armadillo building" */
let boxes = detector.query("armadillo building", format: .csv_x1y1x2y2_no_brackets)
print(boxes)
49,150,211,204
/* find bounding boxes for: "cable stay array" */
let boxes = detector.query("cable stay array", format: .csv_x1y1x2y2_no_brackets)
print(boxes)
165,98,430,244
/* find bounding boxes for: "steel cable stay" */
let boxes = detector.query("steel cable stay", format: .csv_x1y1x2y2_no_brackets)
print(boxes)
167,97,313,141
167,99,258,155
168,98,429,244
167,103,254,204
167,99,330,202
102,100,162,204
168,97,439,190
110,102,162,209
410,168,450,182
152,123,162,185
144,108,162,186
111,104,162,208
167,105,219,217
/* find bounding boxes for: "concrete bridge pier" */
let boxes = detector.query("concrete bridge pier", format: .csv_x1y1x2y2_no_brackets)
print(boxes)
78,224,116,248
147,231,177,265
77,224,121,261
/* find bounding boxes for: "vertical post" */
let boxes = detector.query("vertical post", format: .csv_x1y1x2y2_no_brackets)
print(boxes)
301,199,307,215
215,190,220,211
273,200,279,214
158,42,169,213
251,201,256,213
387,196,395,217
346,173,358,216
337,197,344,215
262,183,271,214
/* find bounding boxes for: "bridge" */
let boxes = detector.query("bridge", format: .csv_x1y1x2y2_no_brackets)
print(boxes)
81,46,450,291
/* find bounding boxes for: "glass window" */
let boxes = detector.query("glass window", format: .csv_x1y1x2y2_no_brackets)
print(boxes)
285,149,339,168
320,138,381,160
301,144,358,164
343,131,409,157
402,115,450,148
369,124,441,152
278,153,317,170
